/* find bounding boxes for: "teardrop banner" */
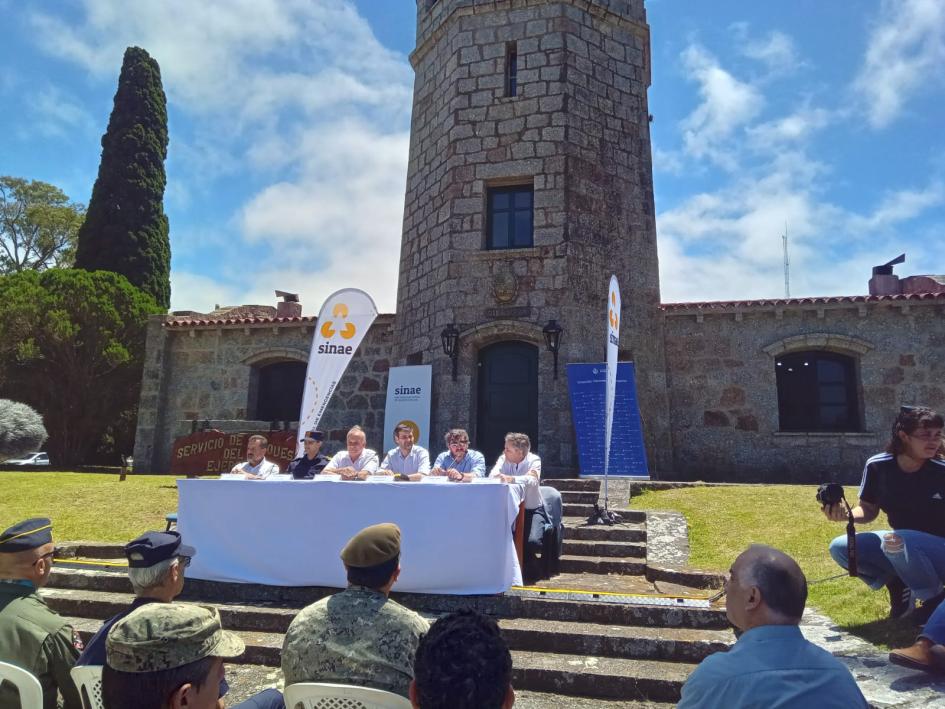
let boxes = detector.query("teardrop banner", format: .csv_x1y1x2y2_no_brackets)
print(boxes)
604,274,620,478
296,288,379,457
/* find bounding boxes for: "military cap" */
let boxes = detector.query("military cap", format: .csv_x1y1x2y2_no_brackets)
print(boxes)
300,429,325,442
340,523,401,568
106,602,244,672
0,517,53,553
125,531,196,568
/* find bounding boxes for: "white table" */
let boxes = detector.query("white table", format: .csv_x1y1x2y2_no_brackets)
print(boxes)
176,478,524,594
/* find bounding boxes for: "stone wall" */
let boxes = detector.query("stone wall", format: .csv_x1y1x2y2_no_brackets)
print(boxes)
394,0,670,472
663,298,945,483
133,315,395,473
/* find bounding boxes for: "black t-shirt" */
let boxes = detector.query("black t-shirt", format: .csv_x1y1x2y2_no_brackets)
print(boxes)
286,452,329,479
858,453,945,537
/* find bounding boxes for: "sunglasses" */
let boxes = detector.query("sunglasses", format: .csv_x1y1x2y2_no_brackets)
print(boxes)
32,548,59,567
178,556,192,569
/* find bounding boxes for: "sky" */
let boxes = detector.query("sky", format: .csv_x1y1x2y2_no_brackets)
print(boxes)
1,0,943,313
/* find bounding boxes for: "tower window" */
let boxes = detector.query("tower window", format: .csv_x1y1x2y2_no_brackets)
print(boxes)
487,185,533,250
775,351,861,432
505,42,518,97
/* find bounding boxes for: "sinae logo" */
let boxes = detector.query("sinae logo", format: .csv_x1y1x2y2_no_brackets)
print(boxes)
318,302,357,354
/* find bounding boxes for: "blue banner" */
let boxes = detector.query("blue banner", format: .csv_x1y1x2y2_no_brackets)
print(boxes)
566,362,649,477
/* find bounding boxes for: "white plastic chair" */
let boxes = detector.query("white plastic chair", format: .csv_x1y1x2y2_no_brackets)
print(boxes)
284,682,413,709
70,665,104,709
0,661,44,709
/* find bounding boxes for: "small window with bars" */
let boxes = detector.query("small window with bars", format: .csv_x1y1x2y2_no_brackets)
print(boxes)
505,42,518,97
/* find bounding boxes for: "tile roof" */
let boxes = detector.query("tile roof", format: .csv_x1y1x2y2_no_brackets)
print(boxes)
163,313,396,328
661,291,945,312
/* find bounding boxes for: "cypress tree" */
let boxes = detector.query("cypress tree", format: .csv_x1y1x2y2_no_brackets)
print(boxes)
75,46,171,309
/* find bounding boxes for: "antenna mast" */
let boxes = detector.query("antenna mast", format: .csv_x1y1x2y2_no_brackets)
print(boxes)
782,224,791,298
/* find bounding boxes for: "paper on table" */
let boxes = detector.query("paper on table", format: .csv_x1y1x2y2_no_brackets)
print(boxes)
420,475,450,484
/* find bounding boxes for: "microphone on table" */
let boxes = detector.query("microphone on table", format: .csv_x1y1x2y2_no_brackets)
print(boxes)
0,400,48,462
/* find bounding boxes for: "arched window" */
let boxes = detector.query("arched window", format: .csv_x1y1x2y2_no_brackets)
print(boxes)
249,361,307,422
775,351,861,432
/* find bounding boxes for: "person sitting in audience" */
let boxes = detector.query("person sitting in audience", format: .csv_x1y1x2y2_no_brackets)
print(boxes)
490,432,547,551
379,423,430,480
286,429,330,479
410,609,514,709
677,544,866,708
0,517,82,709
102,602,284,709
890,593,945,672
431,429,485,481
77,530,196,666
281,523,429,697
231,434,281,479
324,425,379,480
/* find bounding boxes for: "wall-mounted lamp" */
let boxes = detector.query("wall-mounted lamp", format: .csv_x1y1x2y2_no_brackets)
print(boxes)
542,319,564,379
440,323,460,381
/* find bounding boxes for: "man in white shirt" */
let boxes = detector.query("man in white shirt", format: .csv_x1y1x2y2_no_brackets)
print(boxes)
231,434,281,479
379,423,430,480
490,432,548,553
325,425,379,480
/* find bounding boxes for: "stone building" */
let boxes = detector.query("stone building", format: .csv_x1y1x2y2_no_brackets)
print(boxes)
132,0,945,482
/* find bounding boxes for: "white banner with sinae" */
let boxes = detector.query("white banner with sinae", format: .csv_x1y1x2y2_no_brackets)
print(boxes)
604,275,620,477
383,365,432,452
296,288,378,457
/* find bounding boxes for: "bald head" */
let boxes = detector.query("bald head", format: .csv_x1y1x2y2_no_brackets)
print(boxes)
727,545,807,630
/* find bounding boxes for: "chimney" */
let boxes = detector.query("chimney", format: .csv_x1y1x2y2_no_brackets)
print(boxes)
275,290,302,318
868,254,905,296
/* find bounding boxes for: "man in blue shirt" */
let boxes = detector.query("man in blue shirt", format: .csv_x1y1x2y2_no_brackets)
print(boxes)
431,428,485,481
678,544,867,709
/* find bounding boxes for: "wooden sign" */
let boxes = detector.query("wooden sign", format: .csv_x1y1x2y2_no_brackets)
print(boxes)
171,431,297,476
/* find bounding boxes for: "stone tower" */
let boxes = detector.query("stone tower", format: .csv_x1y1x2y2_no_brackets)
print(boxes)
394,0,670,473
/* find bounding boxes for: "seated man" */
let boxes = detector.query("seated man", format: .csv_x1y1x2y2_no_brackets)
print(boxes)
379,423,430,480
103,602,283,709
324,425,379,480
431,428,485,481
890,597,945,672
286,430,330,479
677,544,866,709
231,434,280,479
410,609,514,709
77,530,195,666
490,432,547,551
281,523,429,697
0,517,82,709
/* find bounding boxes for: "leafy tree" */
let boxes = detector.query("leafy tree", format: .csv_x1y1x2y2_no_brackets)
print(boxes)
0,269,161,466
0,177,85,273
75,46,171,309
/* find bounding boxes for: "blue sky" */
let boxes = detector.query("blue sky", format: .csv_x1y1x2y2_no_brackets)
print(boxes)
1,0,942,312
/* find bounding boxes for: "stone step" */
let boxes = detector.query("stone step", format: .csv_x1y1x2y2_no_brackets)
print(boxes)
559,555,646,575
499,618,732,663
562,540,646,558
542,479,602,493
562,504,644,521
64,617,700,702
559,490,600,504
42,583,729,631
563,519,646,542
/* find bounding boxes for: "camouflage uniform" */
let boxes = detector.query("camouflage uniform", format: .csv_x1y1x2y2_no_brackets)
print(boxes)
281,586,430,698
0,580,83,709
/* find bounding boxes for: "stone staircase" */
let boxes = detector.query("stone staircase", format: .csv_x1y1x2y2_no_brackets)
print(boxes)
45,478,732,706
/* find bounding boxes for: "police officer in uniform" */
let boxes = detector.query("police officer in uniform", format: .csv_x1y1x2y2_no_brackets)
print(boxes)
281,523,429,697
286,429,330,479
0,517,83,709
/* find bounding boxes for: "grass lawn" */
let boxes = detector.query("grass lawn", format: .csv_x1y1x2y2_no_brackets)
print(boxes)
631,484,919,649
0,472,178,543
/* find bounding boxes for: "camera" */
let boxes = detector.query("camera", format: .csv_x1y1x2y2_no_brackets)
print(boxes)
816,482,845,507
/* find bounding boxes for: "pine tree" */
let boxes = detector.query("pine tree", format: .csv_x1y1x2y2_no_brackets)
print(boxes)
75,46,171,309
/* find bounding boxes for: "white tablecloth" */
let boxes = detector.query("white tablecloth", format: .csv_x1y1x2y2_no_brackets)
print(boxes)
176,479,524,594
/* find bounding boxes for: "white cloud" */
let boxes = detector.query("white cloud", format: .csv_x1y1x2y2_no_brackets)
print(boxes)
741,30,801,75
746,106,834,148
854,0,945,129
679,44,764,168
25,85,97,138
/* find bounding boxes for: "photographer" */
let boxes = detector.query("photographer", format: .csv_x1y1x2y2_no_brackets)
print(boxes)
823,406,945,620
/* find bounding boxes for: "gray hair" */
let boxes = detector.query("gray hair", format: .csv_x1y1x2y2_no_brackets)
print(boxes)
504,432,530,454
128,557,178,595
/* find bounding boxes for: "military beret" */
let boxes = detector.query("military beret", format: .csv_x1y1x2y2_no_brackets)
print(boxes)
340,523,401,568
0,517,53,553
300,430,325,442
107,602,244,673
125,531,196,568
